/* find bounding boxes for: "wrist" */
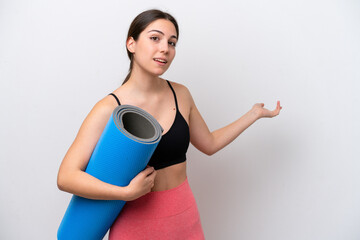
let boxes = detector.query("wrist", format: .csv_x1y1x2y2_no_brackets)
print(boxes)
118,185,132,201
248,108,261,121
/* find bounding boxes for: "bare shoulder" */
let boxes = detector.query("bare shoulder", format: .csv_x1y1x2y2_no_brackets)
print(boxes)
167,80,195,108
78,94,119,134
93,94,119,115
59,94,120,171
166,80,195,125
93,91,123,113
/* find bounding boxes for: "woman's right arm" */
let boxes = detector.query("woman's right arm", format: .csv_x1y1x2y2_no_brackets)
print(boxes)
57,97,156,201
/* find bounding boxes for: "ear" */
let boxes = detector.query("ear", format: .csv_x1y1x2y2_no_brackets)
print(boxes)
126,37,136,54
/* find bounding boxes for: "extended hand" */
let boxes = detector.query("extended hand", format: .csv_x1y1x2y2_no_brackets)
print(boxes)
252,101,282,119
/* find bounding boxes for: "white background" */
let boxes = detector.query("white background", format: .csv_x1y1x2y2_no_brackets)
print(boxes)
1,0,359,239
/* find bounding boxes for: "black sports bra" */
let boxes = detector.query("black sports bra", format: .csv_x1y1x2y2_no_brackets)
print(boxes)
109,80,190,170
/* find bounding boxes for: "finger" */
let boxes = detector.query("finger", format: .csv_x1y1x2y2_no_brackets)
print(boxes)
274,107,281,115
148,170,157,178
143,165,152,171
270,107,279,116
143,167,155,175
274,104,281,112
274,101,280,111
147,169,157,178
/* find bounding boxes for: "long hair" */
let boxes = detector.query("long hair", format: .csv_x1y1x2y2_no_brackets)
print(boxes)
122,9,179,85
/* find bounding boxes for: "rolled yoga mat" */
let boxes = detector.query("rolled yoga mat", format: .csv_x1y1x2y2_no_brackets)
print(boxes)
57,105,163,240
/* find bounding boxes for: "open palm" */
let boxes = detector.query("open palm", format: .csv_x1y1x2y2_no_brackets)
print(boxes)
252,101,282,118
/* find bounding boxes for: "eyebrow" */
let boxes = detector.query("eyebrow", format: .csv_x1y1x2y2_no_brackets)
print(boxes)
147,30,177,40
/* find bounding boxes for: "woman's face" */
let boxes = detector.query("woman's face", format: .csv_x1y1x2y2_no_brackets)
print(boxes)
128,19,178,77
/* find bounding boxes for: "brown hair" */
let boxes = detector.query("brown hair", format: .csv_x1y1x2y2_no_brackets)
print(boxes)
122,9,179,85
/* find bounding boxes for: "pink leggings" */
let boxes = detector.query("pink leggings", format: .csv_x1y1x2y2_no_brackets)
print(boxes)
109,177,205,240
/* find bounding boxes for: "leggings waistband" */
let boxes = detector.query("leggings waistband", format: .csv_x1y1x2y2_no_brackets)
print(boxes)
122,177,196,219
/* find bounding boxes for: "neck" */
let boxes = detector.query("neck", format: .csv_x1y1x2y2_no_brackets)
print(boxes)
124,64,165,95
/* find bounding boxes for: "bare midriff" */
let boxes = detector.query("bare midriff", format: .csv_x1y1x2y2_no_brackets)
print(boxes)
150,161,187,192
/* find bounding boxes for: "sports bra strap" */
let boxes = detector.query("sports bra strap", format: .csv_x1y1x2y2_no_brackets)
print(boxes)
109,93,121,105
109,81,176,108
166,80,178,111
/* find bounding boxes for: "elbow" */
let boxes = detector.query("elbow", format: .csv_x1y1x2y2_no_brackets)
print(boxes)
207,151,216,156
57,173,66,191
203,136,217,156
205,147,216,156
57,170,71,192
207,133,218,156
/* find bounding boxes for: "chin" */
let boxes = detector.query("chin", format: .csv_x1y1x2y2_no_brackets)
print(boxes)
152,70,168,76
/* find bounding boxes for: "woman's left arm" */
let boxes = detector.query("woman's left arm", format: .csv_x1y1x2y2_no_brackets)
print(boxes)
187,88,282,156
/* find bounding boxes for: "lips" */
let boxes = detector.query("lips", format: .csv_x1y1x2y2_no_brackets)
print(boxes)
153,58,168,64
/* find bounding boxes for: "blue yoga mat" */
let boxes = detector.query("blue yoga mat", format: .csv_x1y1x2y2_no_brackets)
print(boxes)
58,105,163,240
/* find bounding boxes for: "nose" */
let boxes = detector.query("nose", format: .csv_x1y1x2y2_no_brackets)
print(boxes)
159,40,169,53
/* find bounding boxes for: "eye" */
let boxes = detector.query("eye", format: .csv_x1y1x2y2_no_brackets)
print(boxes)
150,36,159,41
169,41,177,47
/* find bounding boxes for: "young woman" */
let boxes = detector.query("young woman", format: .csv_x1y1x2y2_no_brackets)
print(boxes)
57,9,282,239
